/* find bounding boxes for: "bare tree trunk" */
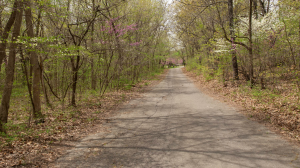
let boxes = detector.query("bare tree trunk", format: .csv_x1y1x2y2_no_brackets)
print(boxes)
0,0,23,133
259,0,266,16
35,4,42,37
299,18,300,69
71,56,80,106
249,0,254,87
91,0,96,90
34,5,50,107
40,57,51,107
267,0,270,13
0,1,17,72
228,0,239,80
282,19,296,67
24,0,43,119
0,1,2,36
253,0,258,19
91,60,96,89
67,0,98,106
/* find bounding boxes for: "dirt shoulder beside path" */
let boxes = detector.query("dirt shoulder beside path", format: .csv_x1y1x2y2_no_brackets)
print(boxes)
182,68,300,146
0,69,169,168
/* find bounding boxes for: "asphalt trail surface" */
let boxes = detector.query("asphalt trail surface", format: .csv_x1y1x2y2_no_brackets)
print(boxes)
56,68,300,168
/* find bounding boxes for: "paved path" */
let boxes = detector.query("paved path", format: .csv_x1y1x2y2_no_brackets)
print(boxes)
56,68,300,168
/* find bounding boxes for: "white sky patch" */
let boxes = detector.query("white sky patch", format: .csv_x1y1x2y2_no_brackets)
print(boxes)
166,0,173,4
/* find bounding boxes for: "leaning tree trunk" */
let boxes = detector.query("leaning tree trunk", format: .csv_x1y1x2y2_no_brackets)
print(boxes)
0,1,17,72
24,0,43,119
0,0,23,133
228,0,239,80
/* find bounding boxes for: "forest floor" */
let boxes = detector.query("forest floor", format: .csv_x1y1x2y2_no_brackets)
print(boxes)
0,69,169,168
182,68,300,146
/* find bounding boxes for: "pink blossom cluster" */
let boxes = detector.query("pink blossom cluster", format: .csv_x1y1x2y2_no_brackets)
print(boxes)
161,58,183,65
130,40,142,46
166,58,176,64
161,61,170,65
101,17,138,38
